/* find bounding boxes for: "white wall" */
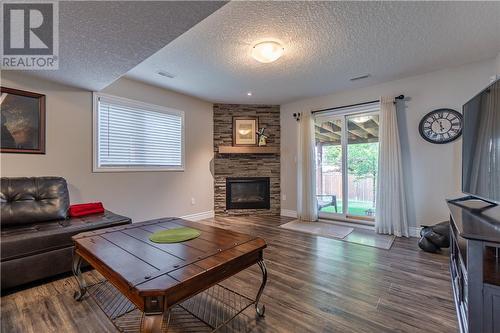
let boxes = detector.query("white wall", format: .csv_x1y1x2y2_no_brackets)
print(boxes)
0,72,214,222
281,59,496,227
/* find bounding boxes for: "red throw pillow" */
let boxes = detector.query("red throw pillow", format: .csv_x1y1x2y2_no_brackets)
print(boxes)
69,202,105,217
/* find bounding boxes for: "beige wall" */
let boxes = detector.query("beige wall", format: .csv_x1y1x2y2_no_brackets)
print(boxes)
0,72,214,222
281,59,496,227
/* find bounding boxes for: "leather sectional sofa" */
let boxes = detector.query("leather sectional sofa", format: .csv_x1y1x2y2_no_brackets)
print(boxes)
0,177,131,290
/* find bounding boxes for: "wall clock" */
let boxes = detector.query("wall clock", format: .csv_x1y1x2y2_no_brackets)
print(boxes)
418,108,463,144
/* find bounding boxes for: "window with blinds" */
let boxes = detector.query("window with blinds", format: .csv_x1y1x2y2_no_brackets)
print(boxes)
93,93,184,172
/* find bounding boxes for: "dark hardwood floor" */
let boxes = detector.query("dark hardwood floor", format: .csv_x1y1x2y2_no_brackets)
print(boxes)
1,215,457,333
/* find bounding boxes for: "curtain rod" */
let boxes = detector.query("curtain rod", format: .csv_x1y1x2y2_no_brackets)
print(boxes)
311,95,405,115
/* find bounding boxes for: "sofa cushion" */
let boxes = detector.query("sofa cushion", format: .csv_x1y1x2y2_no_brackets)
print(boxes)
1,210,131,262
1,177,70,226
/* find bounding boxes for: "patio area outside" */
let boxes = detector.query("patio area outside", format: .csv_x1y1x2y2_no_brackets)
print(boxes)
319,199,375,216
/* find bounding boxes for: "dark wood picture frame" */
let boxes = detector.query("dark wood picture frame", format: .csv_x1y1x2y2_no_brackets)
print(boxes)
1,87,46,154
232,116,258,146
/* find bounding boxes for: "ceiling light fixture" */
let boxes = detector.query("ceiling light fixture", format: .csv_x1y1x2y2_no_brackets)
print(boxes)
251,41,284,63
247,92,252,96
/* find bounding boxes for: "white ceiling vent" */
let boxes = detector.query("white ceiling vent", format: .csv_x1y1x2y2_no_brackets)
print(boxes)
350,74,371,81
157,71,176,79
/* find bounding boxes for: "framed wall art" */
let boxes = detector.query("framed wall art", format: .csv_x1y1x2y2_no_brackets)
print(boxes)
1,87,46,154
232,116,258,146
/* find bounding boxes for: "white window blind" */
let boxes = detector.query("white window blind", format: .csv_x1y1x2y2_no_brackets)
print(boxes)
93,93,184,172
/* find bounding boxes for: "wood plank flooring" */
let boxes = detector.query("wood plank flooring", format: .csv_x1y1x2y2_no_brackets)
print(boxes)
1,215,457,333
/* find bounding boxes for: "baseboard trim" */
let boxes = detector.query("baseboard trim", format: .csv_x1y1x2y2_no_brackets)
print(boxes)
180,210,215,221
280,209,297,218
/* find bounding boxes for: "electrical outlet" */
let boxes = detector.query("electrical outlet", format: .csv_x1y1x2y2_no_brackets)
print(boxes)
282,194,287,201
191,197,196,205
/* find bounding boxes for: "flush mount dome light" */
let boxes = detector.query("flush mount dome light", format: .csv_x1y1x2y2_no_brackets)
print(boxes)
251,41,284,63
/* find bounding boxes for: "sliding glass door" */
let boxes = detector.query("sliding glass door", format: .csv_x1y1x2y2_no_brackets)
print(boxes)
346,113,379,220
315,107,379,223
315,117,344,216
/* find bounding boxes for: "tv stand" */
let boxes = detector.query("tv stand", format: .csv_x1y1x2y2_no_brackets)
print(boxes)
447,200,500,333
449,195,498,213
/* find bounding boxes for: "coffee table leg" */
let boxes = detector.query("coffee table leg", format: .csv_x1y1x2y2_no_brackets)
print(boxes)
72,253,87,301
140,313,163,333
255,260,267,317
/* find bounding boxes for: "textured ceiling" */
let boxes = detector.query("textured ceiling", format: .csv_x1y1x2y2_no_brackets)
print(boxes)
126,1,500,104
26,1,226,91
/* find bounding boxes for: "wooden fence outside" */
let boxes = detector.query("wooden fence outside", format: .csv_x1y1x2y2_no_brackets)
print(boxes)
317,171,375,203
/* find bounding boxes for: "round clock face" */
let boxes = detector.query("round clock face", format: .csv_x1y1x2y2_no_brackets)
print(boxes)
419,109,463,144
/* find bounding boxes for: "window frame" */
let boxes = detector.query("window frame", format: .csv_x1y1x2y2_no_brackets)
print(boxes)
92,92,185,173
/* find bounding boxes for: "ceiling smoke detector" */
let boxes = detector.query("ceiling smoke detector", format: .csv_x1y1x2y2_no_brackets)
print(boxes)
350,74,371,81
157,71,176,79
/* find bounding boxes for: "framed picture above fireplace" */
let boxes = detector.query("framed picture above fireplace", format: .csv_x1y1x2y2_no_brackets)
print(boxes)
233,116,258,146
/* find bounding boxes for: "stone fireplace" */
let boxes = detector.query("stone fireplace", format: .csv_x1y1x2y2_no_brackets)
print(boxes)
214,104,280,216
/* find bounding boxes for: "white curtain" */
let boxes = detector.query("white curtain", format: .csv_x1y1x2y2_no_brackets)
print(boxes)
375,97,409,237
297,111,318,221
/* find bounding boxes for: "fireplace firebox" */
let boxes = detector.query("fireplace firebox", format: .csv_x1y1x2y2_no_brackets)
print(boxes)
226,177,270,210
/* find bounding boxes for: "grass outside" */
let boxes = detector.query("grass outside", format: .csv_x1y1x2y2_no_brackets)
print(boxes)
320,199,375,216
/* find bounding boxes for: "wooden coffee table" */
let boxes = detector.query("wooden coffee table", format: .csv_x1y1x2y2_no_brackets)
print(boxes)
71,218,267,332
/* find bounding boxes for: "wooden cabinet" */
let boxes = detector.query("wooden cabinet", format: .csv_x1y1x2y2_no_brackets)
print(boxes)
448,201,500,333
484,284,500,333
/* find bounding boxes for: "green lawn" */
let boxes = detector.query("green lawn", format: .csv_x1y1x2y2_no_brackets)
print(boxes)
320,199,375,216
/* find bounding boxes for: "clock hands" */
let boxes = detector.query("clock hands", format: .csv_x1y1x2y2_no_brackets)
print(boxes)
438,120,445,132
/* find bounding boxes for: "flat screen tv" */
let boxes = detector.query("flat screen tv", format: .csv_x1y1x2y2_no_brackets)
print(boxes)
462,78,500,204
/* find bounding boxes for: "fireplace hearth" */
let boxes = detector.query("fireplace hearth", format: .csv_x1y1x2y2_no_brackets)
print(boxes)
226,177,270,210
